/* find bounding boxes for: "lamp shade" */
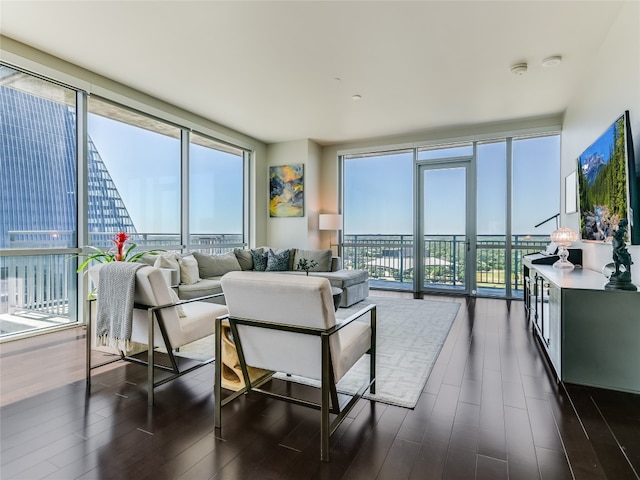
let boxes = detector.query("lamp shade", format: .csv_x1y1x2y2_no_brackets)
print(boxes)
550,227,578,246
319,214,342,231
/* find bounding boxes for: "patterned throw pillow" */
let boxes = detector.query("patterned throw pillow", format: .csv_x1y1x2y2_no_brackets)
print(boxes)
266,248,290,271
250,249,268,271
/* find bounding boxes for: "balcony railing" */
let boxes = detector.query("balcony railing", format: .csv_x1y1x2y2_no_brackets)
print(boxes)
1,231,244,338
343,234,549,295
2,231,549,338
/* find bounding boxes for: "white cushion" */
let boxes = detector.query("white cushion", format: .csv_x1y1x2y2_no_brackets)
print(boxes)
220,271,371,381
179,254,201,285
154,251,180,271
129,266,227,349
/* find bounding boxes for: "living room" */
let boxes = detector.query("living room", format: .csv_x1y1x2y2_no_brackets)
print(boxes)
1,1,639,479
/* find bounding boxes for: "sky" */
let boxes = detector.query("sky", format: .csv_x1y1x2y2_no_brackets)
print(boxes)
88,113,243,234
89,111,559,239
344,136,560,237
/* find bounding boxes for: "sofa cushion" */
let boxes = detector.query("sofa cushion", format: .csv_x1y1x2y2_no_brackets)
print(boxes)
193,251,241,278
138,253,161,267
293,249,333,272
177,278,223,299
308,269,368,289
154,251,180,271
178,254,201,285
266,248,290,271
258,247,296,270
234,248,255,270
251,249,268,271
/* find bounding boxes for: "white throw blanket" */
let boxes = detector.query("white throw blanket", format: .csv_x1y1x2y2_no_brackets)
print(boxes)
96,262,144,351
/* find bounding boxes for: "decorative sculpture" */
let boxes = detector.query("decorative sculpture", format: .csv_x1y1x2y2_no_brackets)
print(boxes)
604,219,637,291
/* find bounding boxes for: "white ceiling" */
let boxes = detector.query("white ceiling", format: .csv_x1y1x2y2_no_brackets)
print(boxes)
0,1,627,145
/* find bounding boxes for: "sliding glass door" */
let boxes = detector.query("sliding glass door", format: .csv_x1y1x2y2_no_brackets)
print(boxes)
417,161,472,294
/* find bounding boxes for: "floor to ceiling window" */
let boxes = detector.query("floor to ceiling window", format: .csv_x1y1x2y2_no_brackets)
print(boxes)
189,133,245,253
0,65,78,336
511,135,561,293
87,97,181,249
0,63,250,339
342,150,414,289
342,134,560,298
476,141,507,295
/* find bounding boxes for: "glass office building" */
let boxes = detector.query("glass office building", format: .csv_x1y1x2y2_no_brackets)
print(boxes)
1,81,136,250
1,67,135,335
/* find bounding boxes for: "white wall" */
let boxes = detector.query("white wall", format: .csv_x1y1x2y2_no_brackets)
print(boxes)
265,139,323,249
561,0,640,281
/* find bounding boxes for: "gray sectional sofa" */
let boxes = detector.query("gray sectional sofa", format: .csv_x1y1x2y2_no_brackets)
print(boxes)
140,247,369,308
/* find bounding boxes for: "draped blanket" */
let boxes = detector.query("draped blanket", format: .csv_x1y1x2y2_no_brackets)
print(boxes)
96,262,144,351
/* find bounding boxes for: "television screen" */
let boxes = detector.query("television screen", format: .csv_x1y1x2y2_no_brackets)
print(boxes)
577,111,637,243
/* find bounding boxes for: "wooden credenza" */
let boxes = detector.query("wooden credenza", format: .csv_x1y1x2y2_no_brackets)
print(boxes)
523,259,640,394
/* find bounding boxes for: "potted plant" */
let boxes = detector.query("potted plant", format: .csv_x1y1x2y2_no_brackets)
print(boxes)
296,258,318,276
73,232,164,272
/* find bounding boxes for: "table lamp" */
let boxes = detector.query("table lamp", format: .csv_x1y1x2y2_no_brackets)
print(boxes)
550,227,579,269
319,213,342,253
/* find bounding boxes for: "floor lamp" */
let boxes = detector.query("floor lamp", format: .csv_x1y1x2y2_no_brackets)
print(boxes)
319,214,342,256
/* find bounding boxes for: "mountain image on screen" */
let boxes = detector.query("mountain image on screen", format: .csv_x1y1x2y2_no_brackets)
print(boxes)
581,153,607,185
577,116,629,242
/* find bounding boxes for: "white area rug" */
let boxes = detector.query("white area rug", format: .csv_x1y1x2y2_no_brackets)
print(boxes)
178,296,460,409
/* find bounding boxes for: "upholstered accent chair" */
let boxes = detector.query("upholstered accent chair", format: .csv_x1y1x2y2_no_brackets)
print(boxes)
87,264,228,405
214,271,376,461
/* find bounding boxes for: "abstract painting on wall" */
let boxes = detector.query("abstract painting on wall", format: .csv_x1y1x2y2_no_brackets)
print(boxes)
269,164,304,217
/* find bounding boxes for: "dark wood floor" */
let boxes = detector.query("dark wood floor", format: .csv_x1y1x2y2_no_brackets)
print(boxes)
1,293,639,479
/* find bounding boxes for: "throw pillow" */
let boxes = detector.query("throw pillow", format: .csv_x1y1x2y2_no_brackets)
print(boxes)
293,249,333,272
193,251,241,278
168,288,186,317
178,254,201,284
250,249,268,271
153,252,181,285
266,248,290,271
154,251,180,271
137,253,159,267
234,248,255,271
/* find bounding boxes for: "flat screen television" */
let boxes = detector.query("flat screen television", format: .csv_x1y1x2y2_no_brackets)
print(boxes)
577,111,639,244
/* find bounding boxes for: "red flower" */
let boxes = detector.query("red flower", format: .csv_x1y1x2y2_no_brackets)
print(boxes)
111,232,130,261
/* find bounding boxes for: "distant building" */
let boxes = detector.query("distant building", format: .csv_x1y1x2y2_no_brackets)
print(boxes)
0,75,136,249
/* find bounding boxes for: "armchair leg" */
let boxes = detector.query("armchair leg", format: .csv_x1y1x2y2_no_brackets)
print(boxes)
148,309,155,406
214,315,222,429
321,333,330,462
370,306,377,394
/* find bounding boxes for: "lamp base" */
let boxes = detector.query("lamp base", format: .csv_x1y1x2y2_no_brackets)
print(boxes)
552,258,575,269
553,246,574,269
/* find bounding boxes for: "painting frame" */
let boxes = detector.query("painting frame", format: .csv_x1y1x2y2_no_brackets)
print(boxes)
269,164,304,217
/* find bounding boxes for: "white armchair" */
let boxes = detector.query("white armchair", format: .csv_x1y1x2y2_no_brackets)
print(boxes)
87,264,228,404
214,271,376,461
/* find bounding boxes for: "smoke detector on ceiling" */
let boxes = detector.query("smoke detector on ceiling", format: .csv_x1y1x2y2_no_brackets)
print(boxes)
542,55,562,68
510,63,528,75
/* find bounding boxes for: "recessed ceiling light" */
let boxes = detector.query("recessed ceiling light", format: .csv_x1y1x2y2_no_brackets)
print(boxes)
352,94,362,101
510,63,528,75
542,55,562,68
